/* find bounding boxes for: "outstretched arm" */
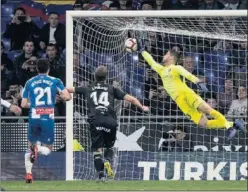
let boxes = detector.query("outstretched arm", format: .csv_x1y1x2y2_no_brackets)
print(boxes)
1,98,22,115
175,65,199,83
67,87,75,93
56,79,72,101
123,94,149,112
67,87,87,94
175,65,208,92
113,87,149,112
141,51,164,75
60,89,72,101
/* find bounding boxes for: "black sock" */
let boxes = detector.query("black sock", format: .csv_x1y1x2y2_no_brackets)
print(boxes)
93,152,104,173
104,148,114,162
98,171,104,179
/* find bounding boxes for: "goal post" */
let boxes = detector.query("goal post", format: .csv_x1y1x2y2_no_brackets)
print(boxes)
65,11,74,181
66,10,247,181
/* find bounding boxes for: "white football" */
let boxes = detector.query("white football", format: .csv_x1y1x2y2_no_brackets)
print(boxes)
125,38,137,53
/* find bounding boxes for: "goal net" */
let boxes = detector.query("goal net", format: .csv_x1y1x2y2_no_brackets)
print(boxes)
66,10,247,181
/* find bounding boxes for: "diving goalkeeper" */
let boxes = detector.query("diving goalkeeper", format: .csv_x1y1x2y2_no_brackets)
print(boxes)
138,45,245,140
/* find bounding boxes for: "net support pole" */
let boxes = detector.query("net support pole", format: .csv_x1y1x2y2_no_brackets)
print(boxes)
65,12,74,181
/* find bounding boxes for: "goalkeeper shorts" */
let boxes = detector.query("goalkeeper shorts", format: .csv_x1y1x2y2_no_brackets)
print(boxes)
175,91,203,125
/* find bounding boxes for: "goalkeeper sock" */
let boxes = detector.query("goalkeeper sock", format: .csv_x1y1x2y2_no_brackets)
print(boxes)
25,150,33,174
93,152,104,173
38,146,51,156
104,148,114,162
206,109,233,129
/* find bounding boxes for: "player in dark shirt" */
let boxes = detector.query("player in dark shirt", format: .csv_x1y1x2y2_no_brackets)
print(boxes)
67,65,149,181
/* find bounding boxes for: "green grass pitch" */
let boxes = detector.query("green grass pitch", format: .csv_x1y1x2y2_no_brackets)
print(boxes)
0,181,247,191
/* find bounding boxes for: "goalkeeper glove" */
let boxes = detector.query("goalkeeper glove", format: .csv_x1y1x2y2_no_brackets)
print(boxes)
137,39,145,53
197,82,208,93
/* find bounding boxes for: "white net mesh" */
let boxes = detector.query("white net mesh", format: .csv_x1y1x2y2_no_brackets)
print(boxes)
72,13,247,180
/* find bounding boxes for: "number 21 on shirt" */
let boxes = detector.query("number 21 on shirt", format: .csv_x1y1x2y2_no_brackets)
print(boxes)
34,87,52,106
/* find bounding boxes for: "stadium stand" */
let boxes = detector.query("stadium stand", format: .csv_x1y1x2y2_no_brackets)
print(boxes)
1,3,15,18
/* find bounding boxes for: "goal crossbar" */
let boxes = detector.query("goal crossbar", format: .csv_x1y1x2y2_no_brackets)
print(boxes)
66,10,247,17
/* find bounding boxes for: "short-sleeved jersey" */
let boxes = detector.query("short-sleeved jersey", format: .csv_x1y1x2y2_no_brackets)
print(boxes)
142,51,198,100
75,82,127,119
22,74,65,119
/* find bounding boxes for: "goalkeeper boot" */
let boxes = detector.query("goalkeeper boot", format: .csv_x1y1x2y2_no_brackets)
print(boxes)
227,128,237,141
104,161,114,179
30,145,38,163
25,173,33,183
234,119,246,133
227,120,245,141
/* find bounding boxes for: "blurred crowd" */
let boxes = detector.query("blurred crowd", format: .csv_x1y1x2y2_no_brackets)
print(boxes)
66,0,248,10
1,0,247,122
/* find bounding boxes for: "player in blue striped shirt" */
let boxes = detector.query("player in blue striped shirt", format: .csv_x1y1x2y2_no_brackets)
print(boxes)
21,58,71,183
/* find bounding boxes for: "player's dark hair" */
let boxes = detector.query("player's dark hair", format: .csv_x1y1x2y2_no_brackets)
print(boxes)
95,65,107,82
36,58,50,74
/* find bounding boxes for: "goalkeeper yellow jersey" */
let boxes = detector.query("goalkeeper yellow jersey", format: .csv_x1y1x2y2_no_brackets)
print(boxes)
142,51,198,100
